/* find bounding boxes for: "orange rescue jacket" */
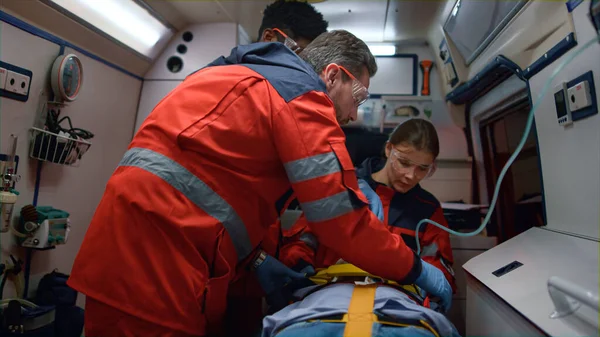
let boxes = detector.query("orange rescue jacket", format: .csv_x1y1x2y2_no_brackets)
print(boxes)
68,42,421,336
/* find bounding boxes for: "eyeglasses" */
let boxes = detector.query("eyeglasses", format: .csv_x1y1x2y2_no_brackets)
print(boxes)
272,28,302,54
389,148,436,179
338,65,370,106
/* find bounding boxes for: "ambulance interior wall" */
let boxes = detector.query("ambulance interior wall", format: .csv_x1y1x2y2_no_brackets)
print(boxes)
433,0,599,240
0,16,141,306
528,3,600,240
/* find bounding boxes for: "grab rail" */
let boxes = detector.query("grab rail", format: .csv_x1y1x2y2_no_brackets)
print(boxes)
547,276,599,319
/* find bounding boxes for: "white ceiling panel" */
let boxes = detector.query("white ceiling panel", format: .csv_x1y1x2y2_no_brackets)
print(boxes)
168,0,233,24
214,0,274,41
384,0,446,41
312,0,389,42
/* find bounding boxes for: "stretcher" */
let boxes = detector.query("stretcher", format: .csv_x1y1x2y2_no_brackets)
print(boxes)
296,264,442,337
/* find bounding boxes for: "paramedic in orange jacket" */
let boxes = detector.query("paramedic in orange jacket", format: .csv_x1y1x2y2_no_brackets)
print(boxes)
68,31,451,337
281,119,457,292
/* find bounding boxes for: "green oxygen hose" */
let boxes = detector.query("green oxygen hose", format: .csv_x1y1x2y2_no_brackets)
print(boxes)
416,34,600,256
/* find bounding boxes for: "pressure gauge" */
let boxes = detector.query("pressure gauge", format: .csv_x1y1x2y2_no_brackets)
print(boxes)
51,54,83,102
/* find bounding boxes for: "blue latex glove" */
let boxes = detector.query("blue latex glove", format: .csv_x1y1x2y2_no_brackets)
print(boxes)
414,260,453,313
299,265,315,276
254,254,310,298
357,178,385,222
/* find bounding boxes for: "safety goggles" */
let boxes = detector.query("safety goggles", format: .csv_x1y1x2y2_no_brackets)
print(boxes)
272,28,302,54
338,66,370,106
390,148,436,179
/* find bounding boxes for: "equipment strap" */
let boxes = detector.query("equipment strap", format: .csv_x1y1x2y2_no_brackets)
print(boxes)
343,284,377,337
309,284,441,337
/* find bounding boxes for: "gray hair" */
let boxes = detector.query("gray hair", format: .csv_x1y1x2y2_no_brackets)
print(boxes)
299,30,377,79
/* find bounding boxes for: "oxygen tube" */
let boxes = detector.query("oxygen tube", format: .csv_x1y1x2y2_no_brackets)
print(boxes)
416,35,600,256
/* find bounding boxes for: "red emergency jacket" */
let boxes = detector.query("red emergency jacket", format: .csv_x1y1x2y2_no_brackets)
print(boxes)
281,157,456,292
68,43,421,336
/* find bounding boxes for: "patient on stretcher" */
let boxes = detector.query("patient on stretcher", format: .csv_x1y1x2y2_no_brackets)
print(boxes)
261,264,460,337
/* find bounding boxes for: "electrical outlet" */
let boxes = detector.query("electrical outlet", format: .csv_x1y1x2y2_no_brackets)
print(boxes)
5,70,30,96
567,80,592,112
5,71,19,94
0,68,7,90
16,73,30,96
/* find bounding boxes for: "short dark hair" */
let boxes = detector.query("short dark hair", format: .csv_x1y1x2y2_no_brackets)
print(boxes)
258,0,328,41
299,30,378,79
388,118,440,158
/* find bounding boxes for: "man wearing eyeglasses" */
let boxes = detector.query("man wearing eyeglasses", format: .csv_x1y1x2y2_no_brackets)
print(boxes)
69,28,451,337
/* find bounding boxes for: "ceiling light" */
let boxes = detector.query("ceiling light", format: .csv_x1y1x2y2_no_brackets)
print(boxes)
50,0,173,58
367,44,396,56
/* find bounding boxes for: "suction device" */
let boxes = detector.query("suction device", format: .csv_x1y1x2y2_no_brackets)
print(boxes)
18,205,71,250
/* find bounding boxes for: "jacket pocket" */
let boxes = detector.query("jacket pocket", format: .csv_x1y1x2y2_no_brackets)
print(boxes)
201,231,235,336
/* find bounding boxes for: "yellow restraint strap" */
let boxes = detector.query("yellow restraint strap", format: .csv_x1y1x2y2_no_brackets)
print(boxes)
343,284,378,337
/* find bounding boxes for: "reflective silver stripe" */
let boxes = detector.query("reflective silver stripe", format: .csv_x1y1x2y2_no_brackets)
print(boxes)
299,233,318,251
421,243,439,257
119,147,253,261
302,191,354,223
284,152,340,184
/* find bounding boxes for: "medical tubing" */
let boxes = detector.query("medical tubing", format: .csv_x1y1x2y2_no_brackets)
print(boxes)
415,35,600,256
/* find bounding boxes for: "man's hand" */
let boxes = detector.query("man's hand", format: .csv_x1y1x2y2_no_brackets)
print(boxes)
253,251,313,309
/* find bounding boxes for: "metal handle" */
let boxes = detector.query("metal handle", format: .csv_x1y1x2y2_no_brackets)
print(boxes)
547,276,599,318
8,134,17,167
